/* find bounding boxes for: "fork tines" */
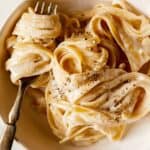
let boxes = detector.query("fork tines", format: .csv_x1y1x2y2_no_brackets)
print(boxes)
34,1,58,15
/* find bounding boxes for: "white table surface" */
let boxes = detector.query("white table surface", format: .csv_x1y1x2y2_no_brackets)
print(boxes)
0,0,149,150
0,1,26,149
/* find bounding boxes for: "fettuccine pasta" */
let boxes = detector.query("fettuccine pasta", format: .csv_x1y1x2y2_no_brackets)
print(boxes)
5,0,150,146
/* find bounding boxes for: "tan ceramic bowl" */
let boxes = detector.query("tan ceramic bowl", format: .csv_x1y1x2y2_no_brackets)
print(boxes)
0,0,150,150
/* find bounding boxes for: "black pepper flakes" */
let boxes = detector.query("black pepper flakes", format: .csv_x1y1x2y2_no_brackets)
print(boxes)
66,77,71,83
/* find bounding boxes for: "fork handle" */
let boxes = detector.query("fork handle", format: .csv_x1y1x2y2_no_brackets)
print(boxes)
0,81,27,150
0,124,16,150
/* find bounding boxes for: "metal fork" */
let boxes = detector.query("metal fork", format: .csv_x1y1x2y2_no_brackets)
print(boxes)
0,1,58,150
34,0,58,15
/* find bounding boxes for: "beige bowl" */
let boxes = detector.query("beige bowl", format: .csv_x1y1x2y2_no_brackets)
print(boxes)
0,0,150,150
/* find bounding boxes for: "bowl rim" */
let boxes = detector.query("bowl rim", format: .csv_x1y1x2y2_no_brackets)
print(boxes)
0,1,150,150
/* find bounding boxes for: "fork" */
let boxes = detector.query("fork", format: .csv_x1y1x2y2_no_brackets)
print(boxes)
0,1,58,150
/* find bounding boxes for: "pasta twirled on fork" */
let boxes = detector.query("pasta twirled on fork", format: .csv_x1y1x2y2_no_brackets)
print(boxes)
6,42,52,84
